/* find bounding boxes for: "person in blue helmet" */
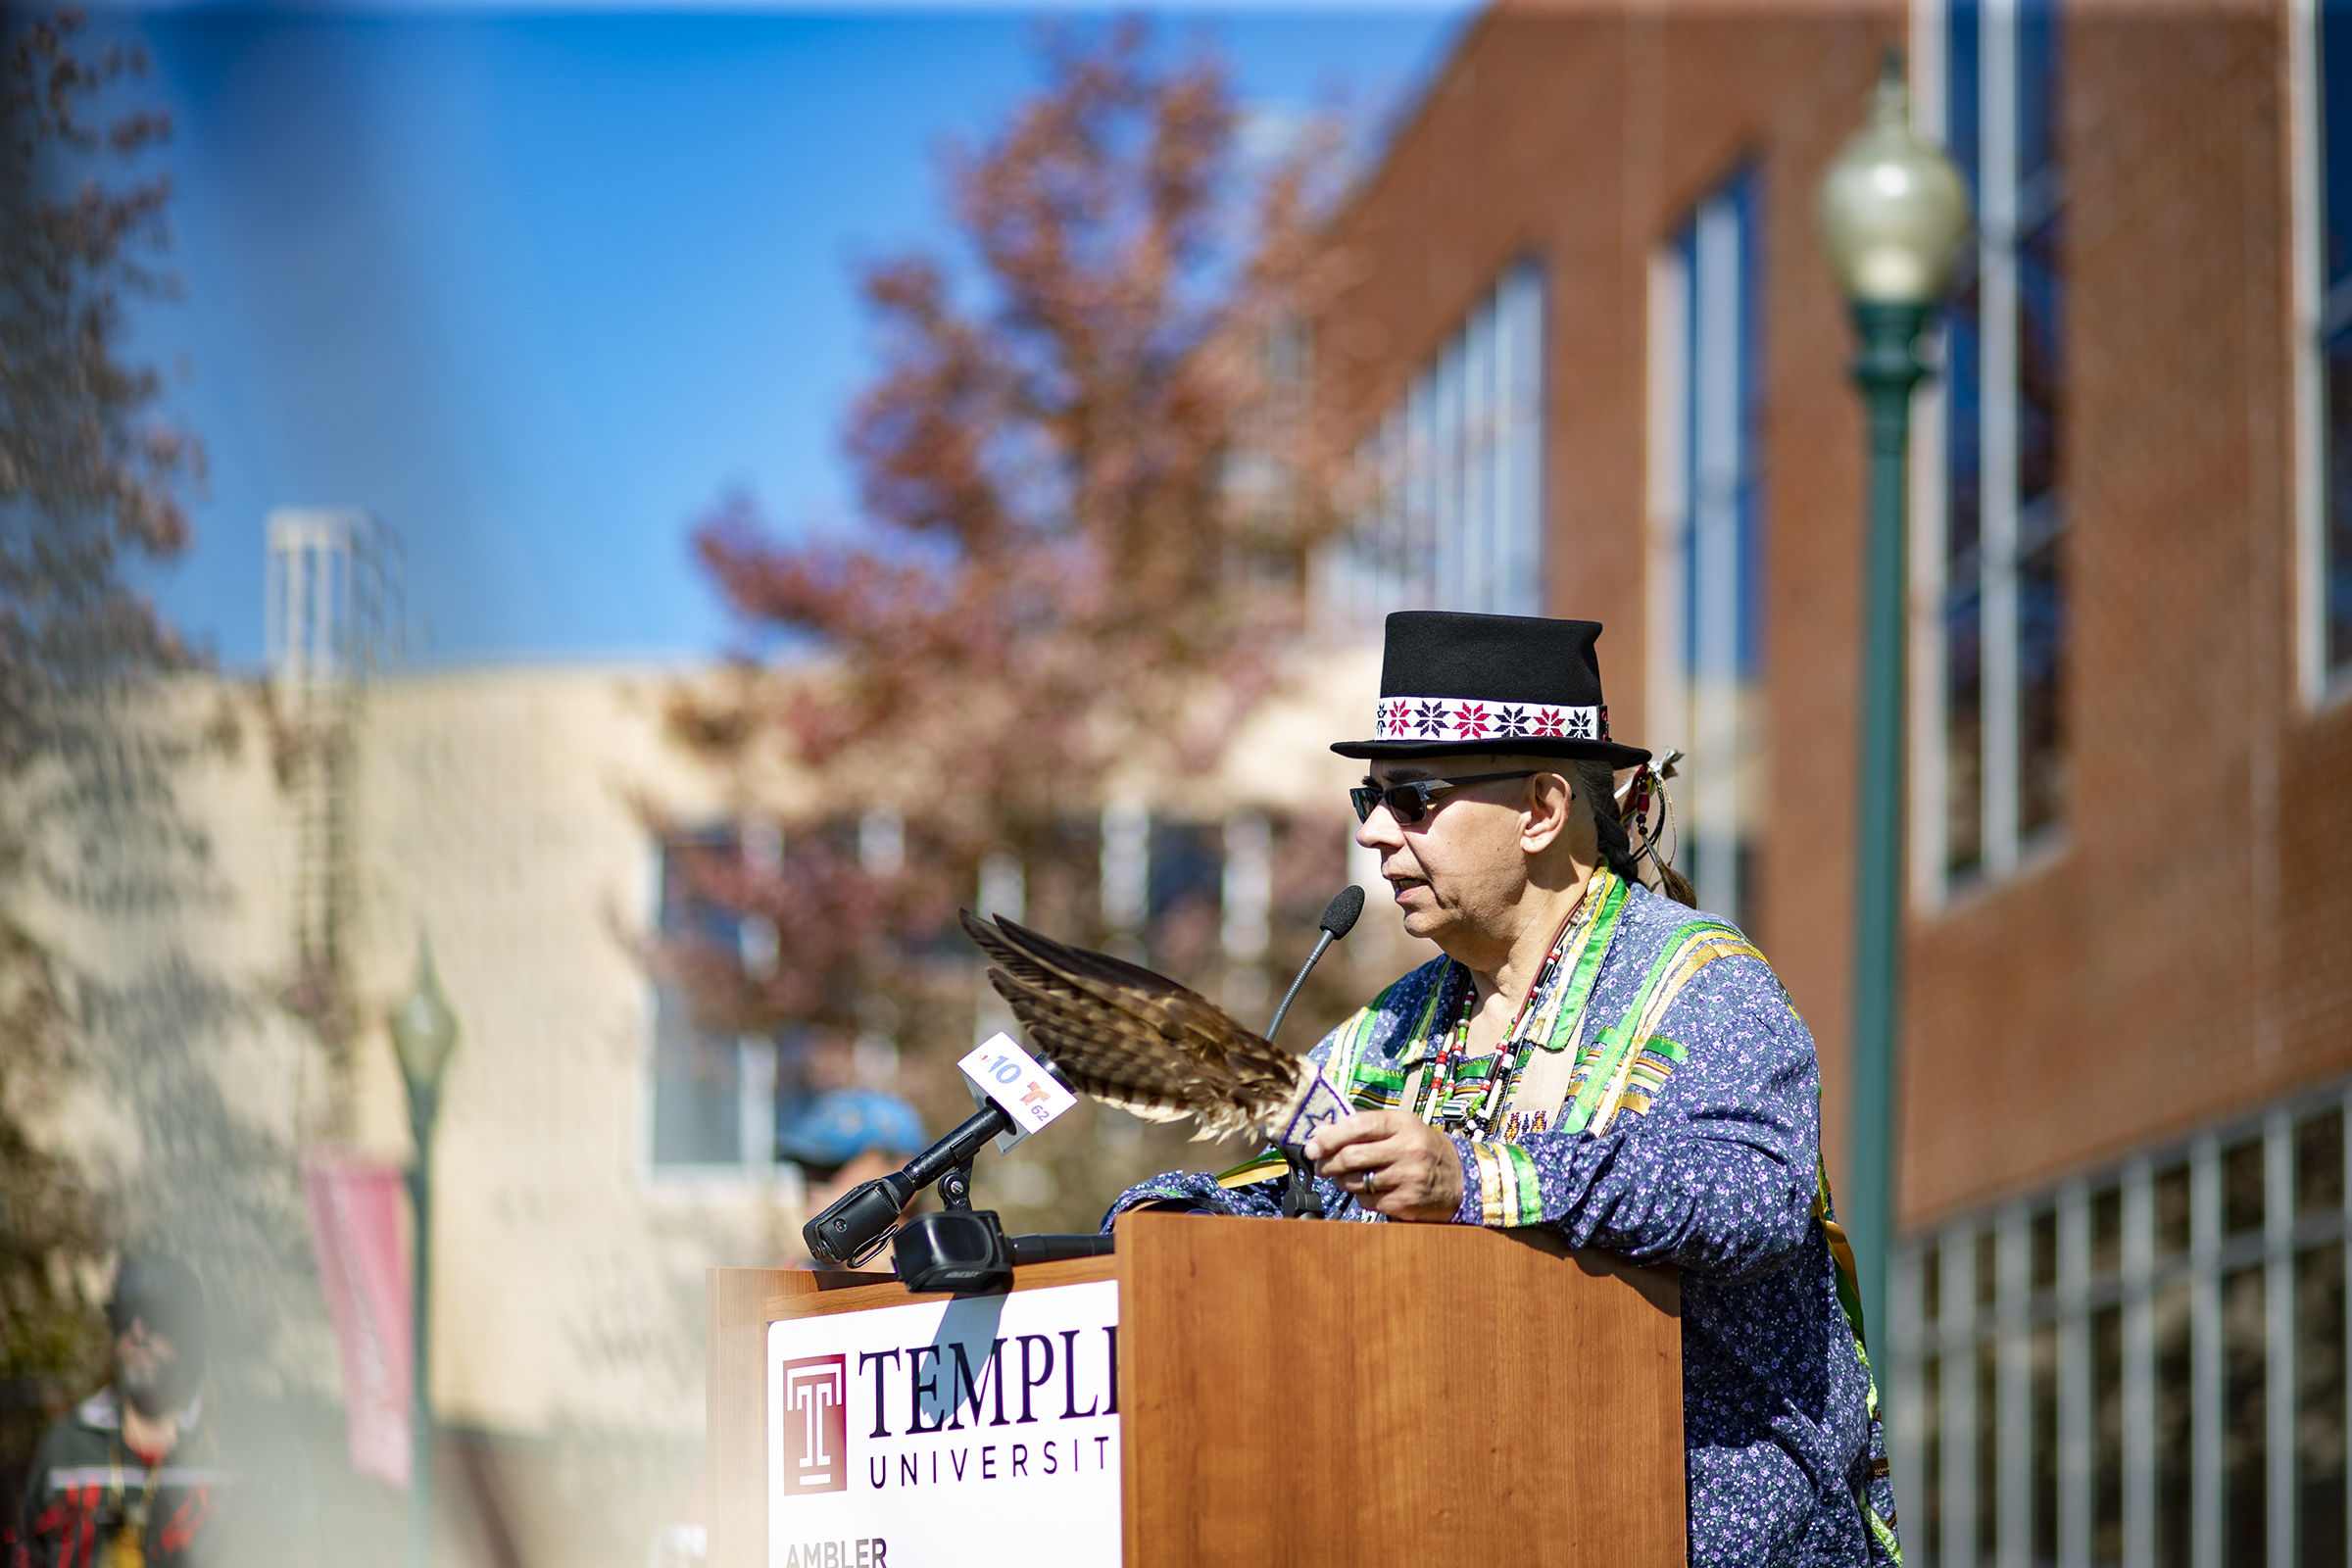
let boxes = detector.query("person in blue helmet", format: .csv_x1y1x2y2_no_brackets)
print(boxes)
780,1088,926,1264
15,1255,224,1566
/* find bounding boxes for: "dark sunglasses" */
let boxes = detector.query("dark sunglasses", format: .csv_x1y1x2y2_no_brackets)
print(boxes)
1349,770,1540,826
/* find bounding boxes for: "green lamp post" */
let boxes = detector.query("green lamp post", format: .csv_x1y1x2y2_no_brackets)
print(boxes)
1816,52,1970,1354
389,937,460,1568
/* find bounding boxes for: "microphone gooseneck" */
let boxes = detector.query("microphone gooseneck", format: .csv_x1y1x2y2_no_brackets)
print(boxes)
1268,886,1365,1220
1265,885,1365,1047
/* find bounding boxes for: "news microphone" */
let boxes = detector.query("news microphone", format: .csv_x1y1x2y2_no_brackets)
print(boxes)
1267,885,1365,1219
803,1102,1015,1267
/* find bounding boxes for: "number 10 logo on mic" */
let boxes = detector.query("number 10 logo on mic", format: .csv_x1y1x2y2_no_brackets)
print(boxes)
957,1032,1076,1147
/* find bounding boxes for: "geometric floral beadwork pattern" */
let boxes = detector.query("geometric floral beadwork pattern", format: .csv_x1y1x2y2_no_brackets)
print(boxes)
1372,695,1608,744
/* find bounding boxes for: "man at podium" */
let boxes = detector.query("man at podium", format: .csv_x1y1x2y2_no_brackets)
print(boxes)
1109,612,1899,1568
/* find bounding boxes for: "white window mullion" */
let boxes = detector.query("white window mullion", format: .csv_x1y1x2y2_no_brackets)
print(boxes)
2124,1159,2158,1567
1909,24,1953,913
978,845,1029,1047
2290,0,2327,707
1461,299,1494,614
1342,428,1371,629
1438,338,1467,612
1220,810,1271,970
1407,376,1437,607
738,815,784,1174
1508,268,1546,612
1691,195,1744,922
2341,1087,2352,1567
2191,1136,2223,1568
738,1037,775,1175
1890,1243,1930,1557
1646,247,1693,771
1999,1205,2033,1568
2266,1109,2296,1568
1980,0,2024,877
1097,806,1144,938
1494,282,1521,613
1911,337,1953,913
1946,1219,1981,1568
1355,417,1378,621
2059,1181,2092,1568
1426,348,1450,611
1384,410,1408,615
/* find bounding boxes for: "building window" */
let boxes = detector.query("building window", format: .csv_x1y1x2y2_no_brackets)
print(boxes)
2312,0,2352,692
1930,0,2068,888
1317,260,1545,633
1645,171,1766,931
1890,1091,2352,1567
648,826,778,1176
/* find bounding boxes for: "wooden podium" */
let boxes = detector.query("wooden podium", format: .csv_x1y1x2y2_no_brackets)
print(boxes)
709,1212,1685,1566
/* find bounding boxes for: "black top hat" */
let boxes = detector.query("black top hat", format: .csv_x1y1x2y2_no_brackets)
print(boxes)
1330,611,1649,769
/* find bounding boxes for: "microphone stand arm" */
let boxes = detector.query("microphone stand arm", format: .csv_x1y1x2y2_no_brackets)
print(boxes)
1264,928,1336,1050
1267,924,1351,1221
905,1104,1008,1196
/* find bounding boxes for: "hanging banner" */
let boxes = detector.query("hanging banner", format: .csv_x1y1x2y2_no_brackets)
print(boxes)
302,1153,412,1486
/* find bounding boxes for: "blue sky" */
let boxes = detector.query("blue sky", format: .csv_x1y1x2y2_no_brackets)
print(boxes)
104,6,1468,670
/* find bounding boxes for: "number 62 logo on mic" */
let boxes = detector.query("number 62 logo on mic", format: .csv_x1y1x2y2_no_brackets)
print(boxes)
958,1032,1077,1151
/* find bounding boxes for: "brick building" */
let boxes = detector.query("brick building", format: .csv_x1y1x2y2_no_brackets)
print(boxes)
1307,0,2352,1560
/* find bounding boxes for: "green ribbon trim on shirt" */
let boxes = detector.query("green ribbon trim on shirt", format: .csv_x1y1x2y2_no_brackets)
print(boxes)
1336,867,1634,1127
1529,869,1632,1056
1552,917,1758,1139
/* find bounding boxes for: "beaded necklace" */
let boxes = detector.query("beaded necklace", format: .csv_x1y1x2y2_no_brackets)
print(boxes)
1411,867,1613,1140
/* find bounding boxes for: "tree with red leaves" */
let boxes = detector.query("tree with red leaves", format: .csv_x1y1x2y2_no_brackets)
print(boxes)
664,23,1351,1219
0,4,210,1496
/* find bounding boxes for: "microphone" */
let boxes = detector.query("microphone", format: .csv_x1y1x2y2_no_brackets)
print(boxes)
809,887,1369,1261
1267,886,1365,1219
1265,885,1364,1046
803,1102,1015,1267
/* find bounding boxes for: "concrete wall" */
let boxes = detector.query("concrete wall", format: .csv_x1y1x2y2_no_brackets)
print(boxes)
155,665,794,1449
79,644,1389,1451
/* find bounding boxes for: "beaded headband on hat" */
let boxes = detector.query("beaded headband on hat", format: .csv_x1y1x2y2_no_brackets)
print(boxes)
1370,696,1611,746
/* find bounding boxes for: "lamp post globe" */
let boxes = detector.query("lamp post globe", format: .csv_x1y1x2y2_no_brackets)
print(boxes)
1818,54,1970,309
1815,49,1968,1374
389,937,460,1098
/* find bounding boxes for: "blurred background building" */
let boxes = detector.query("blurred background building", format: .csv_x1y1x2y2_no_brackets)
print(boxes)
97,513,1382,1560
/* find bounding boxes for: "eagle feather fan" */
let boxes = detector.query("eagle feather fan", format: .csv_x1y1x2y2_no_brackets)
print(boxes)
958,910,1317,1144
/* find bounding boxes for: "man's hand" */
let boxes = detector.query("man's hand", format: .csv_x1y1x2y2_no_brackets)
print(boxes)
1303,1110,1464,1223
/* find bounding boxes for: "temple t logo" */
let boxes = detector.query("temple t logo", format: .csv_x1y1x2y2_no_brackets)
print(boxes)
782,1355,849,1494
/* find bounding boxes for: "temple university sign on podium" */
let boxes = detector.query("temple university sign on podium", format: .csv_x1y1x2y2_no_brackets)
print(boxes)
764,1280,1121,1567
